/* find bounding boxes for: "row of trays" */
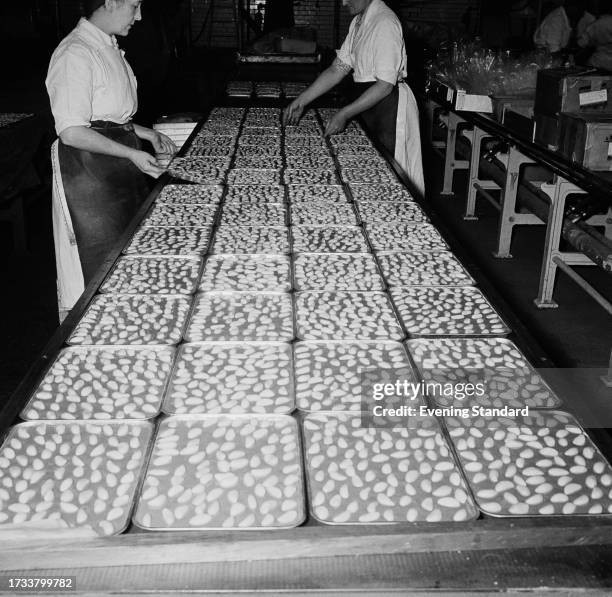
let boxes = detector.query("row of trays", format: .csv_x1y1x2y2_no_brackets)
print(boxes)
2,411,611,537
21,338,560,421
62,288,509,346
102,251,473,295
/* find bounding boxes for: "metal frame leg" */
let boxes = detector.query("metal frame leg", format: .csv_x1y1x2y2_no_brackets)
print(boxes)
535,179,588,308
441,112,469,197
494,147,542,259
464,127,496,220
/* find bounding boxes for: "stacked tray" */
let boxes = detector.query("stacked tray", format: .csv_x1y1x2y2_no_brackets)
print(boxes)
143,204,218,228
156,184,223,205
295,291,404,341
220,203,287,226
357,201,428,223
377,252,475,287
349,184,413,202
291,226,369,253
291,202,358,226
133,415,305,530
21,346,175,420
294,341,417,412
287,185,348,203
185,292,294,342
447,411,612,516
226,169,282,185
100,256,202,295
68,295,192,346
407,337,562,410
225,185,286,204
293,253,384,291
0,421,153,535
124,226,212,256
211,226,290,255
199,255,292,292
164,342,294,415
227,81,253,97
390,287,509,337
303,413,478,523
365,223,448,252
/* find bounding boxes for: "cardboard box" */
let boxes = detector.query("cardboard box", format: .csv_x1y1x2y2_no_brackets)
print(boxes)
535,68,612,115
491,94,534,123
559,113,612,170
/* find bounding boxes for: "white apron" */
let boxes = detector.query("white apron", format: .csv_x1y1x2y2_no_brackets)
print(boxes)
396,81,425,197
51,140,84,320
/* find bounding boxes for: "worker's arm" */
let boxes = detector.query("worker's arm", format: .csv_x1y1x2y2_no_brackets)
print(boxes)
133,124,178,155
324,79,393,136
283,61,350,125
59,125,166,178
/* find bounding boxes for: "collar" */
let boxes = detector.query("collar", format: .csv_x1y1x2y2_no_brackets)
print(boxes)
77,17,119,50
356,0,385,28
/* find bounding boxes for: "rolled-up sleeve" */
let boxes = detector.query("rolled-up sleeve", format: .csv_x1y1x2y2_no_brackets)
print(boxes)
371,20,403,85
46,46,94,135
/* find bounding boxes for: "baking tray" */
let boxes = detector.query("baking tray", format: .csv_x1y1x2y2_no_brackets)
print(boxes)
225,185,286,204
332,144,381,157
100,256,202,295
283,146,332,158
356,201,428,224
132,414,305,530
20,346,175,421
348,183,414,203
185,291,294,342
219,203,287,227
123,226,213,256
143,204,218,228
291,226,370,253
211,226,291,255
406,337,562,410
236,137,281,149
156,184,224,205
163,341,294,415
295,291,405,341
67,294,193,346
377,251,475,287
365,223,448,252
284,137,329,150
283,169,339,186
336,156,390,170
328,136,372,148
389,286,510,337
199,254,292,292
235,146,282,158
290,202,359,226
226,169,282,186
284,156,336,169
287,185,349,204
446,410,612,517
292,253,384,291
184,146,235,158
233,156,284,169
341,167,399,185
0,420,154,536
294,340,418,412
167,159,227,185
302,413,479,524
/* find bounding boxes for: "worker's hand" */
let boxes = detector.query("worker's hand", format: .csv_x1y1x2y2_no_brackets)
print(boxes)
150,130,178,155
283,99,305,125
324,110,348,137
130,150,167,178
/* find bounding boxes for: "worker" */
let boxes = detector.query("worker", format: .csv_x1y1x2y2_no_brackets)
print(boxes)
46,0,176,319
533,0,583,53
578,5,612,71
283,0,424,196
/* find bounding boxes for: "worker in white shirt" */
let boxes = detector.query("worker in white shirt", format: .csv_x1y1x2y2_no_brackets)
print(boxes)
578,6,612,71
283,0,424,197
46,0,176,318
533,0,583,53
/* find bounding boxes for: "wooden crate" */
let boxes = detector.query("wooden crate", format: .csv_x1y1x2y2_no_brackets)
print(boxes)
559,112,612,170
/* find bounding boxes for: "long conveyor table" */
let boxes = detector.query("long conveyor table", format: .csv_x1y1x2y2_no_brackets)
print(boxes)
0,97,611,593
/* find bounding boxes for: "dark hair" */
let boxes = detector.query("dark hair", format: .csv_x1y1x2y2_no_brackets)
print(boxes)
85,0,106,17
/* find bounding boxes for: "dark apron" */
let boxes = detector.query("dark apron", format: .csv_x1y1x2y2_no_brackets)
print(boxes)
349,82,399,156
58,121,149,284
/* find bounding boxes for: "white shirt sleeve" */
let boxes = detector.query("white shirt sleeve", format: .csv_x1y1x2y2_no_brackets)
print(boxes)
336,19,356,69
46,45,94,136
371,19,404,85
